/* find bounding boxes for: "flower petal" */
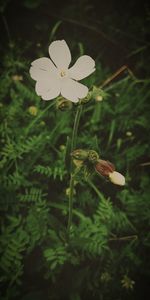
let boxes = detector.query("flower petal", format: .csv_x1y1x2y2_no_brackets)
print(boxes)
95,159,115,177
49,40,71,69
29,57,57,81
35,77,61,101
69,55,95,80
109,171,125,186
61,78,88,102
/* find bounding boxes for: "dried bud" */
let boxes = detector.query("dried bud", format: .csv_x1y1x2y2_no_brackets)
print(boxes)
121,275,135,290
88,150,99,164
95,159,115,176
109,171,125,186
71,149,89,161
56,98,73,111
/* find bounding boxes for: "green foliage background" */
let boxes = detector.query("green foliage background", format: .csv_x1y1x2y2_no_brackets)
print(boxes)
0,1,150,299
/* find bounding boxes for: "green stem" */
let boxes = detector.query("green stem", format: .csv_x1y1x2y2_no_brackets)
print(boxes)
109,234,138,242
70,103,83,152
67,103,83,235
87,179,105,201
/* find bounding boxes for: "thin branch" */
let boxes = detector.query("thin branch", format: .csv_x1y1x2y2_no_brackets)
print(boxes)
100,65,136,89
140,162,150,166
109,234,138,242
67,103,83,235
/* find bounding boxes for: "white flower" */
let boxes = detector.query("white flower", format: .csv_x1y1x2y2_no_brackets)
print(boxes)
29,40,95,103
109,171,125,186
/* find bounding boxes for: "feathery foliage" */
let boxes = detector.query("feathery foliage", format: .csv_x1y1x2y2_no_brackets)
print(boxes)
0,1,150,299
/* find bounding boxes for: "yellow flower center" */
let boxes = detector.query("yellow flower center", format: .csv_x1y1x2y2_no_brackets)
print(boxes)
60,70,66,77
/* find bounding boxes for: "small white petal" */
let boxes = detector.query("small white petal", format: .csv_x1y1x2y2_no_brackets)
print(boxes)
61,78,88,102
36,77,61,101
49,40,71,69
109,171,125,186
69,55,95,80
30,57,57,81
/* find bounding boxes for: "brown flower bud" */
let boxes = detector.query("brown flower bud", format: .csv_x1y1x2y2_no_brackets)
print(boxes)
95,159,115,177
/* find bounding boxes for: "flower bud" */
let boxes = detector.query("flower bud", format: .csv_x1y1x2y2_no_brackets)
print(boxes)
95,159,115,176
71,149,89,161
12,75,23,81
126,131,132,137
88,150,99,164
56,98,73,111
59,145,66,151
109,171,125,186
95,95,103,102
92,86,108,101
28,106,38,116
80,93,91,104
66,187,76,197
95,159,125,186
40,121,45,126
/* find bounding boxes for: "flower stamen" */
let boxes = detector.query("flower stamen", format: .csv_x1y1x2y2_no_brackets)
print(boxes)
60,70,66,77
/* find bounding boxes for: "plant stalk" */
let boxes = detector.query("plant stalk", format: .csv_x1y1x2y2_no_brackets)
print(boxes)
67,102,82,235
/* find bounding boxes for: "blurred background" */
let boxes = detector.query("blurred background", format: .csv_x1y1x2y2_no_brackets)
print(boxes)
0,1,150,300
1,0,150,74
